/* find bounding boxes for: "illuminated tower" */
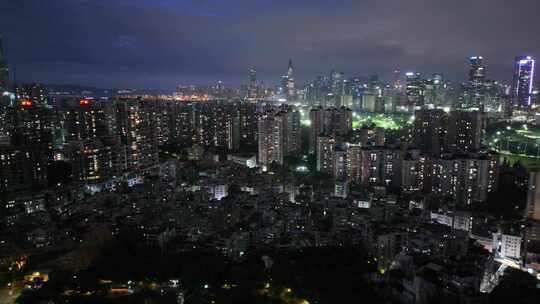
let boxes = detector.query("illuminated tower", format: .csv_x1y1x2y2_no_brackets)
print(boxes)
469,56,486,84
115,99,159,172
0,94,54,191
309,107,324,154
247,68,258,100
392,69,402,90
280,60,296,101
468,56,486,105
276,108,301,155
405,72,424,107
446,109,486,153
258,114,284,168
0,36,9,91
413,108,447,156
512,55,535,109
286,59,296,100
526,171,540,221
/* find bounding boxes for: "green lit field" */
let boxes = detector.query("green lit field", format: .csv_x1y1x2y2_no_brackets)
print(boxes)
352,113,412,130
487,121,540,168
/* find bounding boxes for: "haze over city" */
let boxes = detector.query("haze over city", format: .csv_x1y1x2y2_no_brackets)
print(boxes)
1,1,540,304
1,0,540,88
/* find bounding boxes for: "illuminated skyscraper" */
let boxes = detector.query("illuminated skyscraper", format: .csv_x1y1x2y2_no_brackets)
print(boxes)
168,102,194,146
316,135,335,174
325,107,352,136
405,72,424,107
392,69,402,90
115,99,159,173
193,102,239,151
236,102,258,146
524,171,540,273
469,56,486,85
446,109,486,153
431,153,498,206
60,99,116,142
276,108,301,155
0,95,54,191
422,73,444,106
309,107,324,153
280,60,296,101
258,114,284,168
512,55,535,109
413,108,447,156
526,171,540,221
0,36,9,91
286,59,296,100
247,68,258,100
465,56,488,106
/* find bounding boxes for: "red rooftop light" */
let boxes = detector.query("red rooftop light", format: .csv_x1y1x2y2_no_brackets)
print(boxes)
79,99,91,106
21,99,33,108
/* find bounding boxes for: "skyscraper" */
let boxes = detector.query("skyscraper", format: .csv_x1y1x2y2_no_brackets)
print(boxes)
446,109,486,153
276,109,301,155
247,68,258,100
512,55,535,109
0,94,54,191
469,56,486,85
237,102,258,146
392,70,402,90
423,73,444,106
316,135,335,175
468,56,487,106
287,60,295,99
405,72,424,107
309,107,324,154
0,36,9,91
524,171,540,273
115,99,159,173
258,114,284,168
323,107,352,136
431,153,498,206
526,171,540,221
281,60,296,101
413,108,447,156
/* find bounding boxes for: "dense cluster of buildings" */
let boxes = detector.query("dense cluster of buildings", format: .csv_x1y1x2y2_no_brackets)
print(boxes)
1,35,540,302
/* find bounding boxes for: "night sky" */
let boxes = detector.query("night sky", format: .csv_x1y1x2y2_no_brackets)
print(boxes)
1,0,540,89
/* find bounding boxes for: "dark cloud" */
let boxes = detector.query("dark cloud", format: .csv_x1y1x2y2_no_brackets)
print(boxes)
1,0,539,89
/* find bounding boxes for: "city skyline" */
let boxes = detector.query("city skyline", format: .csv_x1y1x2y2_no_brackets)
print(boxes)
1,0,540,89
3,2,540,303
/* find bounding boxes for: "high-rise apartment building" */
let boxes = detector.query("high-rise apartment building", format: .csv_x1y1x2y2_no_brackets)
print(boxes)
0,96,54,191
413,108,447,156
512,55,535,110
405,72,424,107
316,135,336,175
431,153,498,206
309,107,325,154
468,56,486,105
284,60,296,101
526,171,540,221
247,68,258,100
258,114,284,168
446,109,486,153
115,99,159,173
